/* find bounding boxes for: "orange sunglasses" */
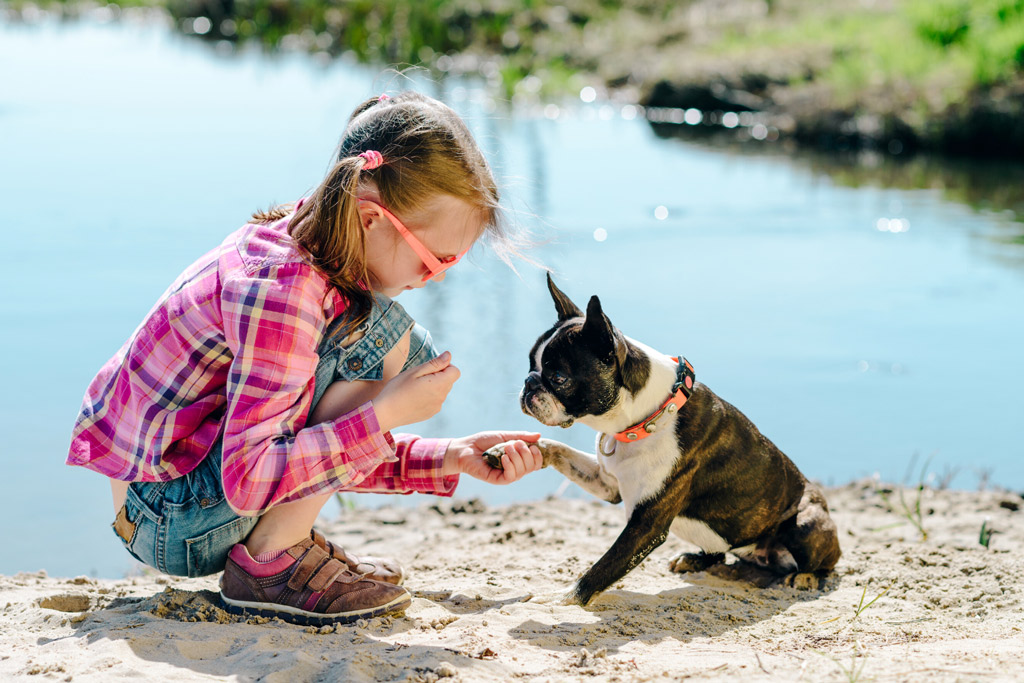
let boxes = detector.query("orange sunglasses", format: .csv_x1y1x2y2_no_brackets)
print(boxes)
359,200,468,283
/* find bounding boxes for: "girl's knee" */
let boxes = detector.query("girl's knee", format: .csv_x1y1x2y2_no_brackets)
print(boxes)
310,328,412,425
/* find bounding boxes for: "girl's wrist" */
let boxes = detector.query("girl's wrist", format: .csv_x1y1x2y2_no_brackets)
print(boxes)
371,398,396,434
442,440,464,476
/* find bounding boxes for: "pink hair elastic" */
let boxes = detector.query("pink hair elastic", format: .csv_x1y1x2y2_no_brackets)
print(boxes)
359,150,384,170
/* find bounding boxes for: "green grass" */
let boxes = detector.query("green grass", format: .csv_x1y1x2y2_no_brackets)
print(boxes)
711,0,1023,111
875,455,934,541
979,517,996,548
819,582,893,626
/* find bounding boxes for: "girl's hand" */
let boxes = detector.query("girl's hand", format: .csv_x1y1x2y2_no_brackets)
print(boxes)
443,431,543,484
373,351,460,432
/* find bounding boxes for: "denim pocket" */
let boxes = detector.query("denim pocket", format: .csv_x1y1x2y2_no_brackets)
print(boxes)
328,295,415,383
184,515,258,577
114,486,162,568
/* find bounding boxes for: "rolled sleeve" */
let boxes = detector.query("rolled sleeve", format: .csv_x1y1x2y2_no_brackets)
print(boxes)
331,402,398,468
348,434,458,496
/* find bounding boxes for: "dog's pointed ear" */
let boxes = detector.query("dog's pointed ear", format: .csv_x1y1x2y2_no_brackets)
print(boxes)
547,273,582,321
581,295,619,360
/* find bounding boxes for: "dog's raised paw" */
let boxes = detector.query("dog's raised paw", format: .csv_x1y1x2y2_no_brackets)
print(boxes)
481,445,505,470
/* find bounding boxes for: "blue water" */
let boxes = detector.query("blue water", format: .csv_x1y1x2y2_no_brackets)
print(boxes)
2,15,1022,579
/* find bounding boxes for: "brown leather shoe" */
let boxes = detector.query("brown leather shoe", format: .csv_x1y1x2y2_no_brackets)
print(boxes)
311,529,405,586
219,538,410,625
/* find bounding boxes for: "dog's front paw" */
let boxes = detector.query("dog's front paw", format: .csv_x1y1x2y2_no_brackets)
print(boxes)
533,438,562,468
525,590,561,604
779,572,823,591
668,551,725,574
481,445,506,470
528,589,583,606
560,590,585,607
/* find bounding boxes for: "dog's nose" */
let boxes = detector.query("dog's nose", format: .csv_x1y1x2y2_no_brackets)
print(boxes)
524,372,543,392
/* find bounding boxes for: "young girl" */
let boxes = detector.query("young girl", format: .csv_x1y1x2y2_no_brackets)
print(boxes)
67,91,543,626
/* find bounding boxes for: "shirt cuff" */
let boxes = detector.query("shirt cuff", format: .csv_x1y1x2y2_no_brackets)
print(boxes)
396,435,458,496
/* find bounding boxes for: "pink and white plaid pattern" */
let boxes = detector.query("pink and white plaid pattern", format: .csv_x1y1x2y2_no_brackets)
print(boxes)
68,216,456,515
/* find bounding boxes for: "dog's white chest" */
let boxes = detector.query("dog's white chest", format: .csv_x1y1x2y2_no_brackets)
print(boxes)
600,431,731,555
600,432,678,514
669,517,730,554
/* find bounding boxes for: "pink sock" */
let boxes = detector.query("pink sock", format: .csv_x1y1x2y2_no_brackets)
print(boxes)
228,544,295,577
253,548,288,563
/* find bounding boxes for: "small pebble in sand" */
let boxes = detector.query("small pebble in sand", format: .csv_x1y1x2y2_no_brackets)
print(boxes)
38,594,92,613
576,647,608,667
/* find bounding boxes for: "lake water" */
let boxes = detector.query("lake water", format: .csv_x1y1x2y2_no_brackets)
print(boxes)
2,13,1022,579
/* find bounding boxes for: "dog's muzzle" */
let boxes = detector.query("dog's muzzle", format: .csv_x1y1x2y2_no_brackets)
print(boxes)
520,373,540,412
520,372,574,427
520,371,546,416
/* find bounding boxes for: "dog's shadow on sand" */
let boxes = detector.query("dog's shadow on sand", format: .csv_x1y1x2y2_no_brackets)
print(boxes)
509,565,839,653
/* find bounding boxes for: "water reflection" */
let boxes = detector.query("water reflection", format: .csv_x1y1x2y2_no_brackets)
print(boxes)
512,96,1024,251
648,124,1024,256
876,218,910,233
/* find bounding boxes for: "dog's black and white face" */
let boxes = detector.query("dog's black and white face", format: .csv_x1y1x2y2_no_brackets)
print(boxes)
520,275,650,429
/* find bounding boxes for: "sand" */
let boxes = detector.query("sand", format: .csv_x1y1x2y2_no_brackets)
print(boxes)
2,480,1022,682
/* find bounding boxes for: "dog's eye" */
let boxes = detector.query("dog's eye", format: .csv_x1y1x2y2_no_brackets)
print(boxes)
551,371,568,386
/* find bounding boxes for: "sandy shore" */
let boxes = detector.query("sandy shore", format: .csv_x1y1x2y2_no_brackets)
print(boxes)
3,480,1022,682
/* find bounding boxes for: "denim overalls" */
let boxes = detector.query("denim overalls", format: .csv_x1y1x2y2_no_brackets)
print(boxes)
112,293,437,577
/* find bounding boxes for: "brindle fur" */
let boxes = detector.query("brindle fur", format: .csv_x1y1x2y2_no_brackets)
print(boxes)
517,275,841,606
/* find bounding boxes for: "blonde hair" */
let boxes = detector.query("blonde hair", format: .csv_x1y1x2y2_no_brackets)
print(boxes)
253,91,506,337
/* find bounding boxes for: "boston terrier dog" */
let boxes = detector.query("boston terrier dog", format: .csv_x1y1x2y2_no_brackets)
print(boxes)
499,275,841,606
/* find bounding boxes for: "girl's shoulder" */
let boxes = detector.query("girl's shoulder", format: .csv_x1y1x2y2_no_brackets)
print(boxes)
230,214,315,278
220,206,345,323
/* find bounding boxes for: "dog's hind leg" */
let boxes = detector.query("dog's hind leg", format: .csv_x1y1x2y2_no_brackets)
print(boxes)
775,482,842,588
535,438,622,504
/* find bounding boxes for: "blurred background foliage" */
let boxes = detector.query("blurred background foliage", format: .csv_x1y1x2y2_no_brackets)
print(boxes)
10,0,1024,158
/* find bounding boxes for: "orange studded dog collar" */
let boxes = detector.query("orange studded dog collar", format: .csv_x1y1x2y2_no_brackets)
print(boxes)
612,357,695,443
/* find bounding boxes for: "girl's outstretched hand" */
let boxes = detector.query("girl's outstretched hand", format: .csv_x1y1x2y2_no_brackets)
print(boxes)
443,431,543,484
373,351,460,433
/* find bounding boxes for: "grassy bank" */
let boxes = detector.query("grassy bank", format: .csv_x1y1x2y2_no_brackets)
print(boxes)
9,0,1024,158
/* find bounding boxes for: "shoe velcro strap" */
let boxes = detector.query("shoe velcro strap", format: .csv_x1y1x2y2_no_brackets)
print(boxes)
313,529,359,567
307,558,349,592
287,536,316,560
285,543,331,592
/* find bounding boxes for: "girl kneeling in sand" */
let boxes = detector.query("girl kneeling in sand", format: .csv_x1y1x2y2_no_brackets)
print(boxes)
67,91,542,626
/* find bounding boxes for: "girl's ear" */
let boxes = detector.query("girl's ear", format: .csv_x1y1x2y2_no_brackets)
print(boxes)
356,200,385,232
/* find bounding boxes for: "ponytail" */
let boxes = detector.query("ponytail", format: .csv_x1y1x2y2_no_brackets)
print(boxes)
288,152,378,338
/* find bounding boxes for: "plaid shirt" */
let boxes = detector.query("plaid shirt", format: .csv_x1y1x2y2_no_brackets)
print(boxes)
68,215,457,515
